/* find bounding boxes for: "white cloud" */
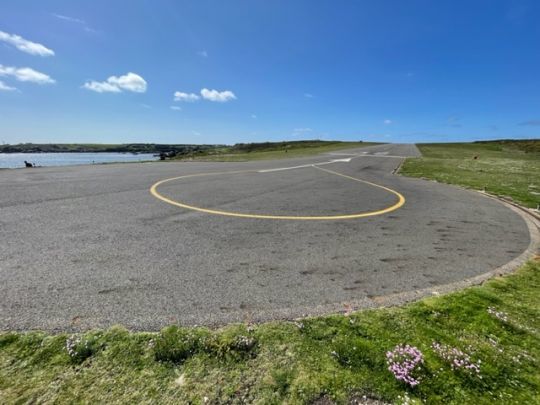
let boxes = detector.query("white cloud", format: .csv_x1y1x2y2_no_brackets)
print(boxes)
0,65,55,84
83,81,121,93
52,13,97,33
0,30,54,57
83,72,147,93
200,88,236,102
384,119,392,125
174,91,200,102
197,50,208,57
170,106,182,111
304,93,313,98
83,26,99,34
251,114,257,119
108,73,146,92
52,13,85,24
173,88,237,103
0,80,17,91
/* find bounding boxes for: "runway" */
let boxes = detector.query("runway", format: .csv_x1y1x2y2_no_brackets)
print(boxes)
0,144,532,330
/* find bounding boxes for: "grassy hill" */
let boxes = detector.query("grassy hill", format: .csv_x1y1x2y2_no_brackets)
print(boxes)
401,139,540,208
173,140,381,161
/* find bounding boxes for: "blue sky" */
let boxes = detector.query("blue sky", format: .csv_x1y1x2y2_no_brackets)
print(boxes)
0,0,539,145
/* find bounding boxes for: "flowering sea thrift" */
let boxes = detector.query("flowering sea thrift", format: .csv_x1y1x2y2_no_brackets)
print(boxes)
488,307,537,333
65,334,97,362
386,344,424,387
65,335,83,358
431,342,481,376
487,307,509,322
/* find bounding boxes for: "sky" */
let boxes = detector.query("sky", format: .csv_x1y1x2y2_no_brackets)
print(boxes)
0,0,539,145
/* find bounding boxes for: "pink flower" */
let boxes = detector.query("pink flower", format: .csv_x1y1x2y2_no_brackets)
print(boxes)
386,344,424,387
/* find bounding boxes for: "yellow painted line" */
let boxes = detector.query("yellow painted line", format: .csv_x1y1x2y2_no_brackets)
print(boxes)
150,166,405,220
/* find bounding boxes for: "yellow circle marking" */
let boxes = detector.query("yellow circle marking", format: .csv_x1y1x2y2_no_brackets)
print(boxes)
149,166,405,220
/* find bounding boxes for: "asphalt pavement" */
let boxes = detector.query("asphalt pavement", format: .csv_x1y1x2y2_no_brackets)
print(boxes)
0,144,532,330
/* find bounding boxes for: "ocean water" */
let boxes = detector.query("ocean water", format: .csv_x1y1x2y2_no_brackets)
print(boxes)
0,152,158,169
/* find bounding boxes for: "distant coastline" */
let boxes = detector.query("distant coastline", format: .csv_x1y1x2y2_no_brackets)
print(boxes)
0,143,225,154
0,152,160,169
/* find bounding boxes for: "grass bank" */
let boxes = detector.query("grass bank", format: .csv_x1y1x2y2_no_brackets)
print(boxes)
1,259,538,403
400,140,540,208
173,140,380,162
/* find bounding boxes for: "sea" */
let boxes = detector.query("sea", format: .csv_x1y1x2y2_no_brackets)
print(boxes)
0,152,158,169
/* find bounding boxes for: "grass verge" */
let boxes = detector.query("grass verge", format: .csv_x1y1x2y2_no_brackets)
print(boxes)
400,140,540,208
173,140,380,162
1,259,538,403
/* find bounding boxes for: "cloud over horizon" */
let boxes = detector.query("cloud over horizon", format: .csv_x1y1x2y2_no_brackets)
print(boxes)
0,30,54,56
83,72,147,93
0,65,55,84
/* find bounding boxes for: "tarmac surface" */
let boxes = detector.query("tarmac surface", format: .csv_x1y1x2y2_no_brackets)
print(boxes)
0,144,532,331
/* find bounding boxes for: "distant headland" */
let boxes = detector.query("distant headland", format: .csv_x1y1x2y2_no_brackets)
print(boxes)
0,143,225,155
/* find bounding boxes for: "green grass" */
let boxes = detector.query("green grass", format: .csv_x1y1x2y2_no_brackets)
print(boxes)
1,259,539,403
400,140,540,208
173,140,380,162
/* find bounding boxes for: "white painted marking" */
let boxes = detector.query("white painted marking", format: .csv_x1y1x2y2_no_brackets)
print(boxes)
258,157,352,173
258,164,315,173
363,154,407,159
257,153,406,174
329,158,352,163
